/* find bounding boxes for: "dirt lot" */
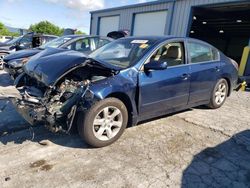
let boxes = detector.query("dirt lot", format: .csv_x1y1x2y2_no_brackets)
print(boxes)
0,70,250,188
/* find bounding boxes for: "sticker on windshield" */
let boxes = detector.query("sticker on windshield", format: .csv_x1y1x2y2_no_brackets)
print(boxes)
139,44,149,49
131,40,148,44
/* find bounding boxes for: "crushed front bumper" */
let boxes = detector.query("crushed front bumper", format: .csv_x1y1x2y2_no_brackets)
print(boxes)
12,98,46,126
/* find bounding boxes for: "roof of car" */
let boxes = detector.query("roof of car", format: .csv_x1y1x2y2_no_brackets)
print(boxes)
43,34,58,37
116,35,181,43
62,34,110,39
125,35,175,40
120,36,213,45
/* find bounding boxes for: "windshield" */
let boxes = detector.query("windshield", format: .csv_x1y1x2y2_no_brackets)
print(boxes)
89,38,155,69
39,36,73,49
5,36,22,45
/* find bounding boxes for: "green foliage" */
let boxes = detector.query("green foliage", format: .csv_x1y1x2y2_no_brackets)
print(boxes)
29,21,64,36
0,21,85,37
75,30,86,35
0,22,19,37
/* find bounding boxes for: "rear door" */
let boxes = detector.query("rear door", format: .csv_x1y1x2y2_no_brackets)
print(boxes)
138,40,190,117
187,40,221,104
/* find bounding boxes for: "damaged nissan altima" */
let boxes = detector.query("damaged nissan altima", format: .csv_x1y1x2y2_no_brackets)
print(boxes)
13,36,238,147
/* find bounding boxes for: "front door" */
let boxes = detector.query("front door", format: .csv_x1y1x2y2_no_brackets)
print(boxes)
138,41,190,118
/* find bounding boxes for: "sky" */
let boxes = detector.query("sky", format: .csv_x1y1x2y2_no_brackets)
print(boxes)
0,0,154,34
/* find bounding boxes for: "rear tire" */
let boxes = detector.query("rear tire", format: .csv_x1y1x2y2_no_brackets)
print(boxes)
77,98,128,147
208,78,228,109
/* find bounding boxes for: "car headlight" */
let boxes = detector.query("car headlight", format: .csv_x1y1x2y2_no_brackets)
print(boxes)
8,58,30,68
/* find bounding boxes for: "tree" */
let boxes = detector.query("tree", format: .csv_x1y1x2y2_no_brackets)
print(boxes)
0,22,19,37
0,22,8,33
75,30,86,35
29,21,64,36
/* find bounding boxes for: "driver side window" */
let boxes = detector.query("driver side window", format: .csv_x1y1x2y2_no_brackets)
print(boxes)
149,42,185,67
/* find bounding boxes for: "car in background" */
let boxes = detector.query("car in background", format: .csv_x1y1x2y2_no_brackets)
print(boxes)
3,35,113,78
0,36,14,43
0,36,22,69
0,33,57,69
107,30,129,39
13,36,238,147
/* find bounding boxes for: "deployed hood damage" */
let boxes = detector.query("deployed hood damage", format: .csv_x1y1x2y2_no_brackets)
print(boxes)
23,47,119,86
13,56,117,133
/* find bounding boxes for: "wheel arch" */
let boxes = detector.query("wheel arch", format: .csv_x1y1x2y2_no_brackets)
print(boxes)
106,92,136,127
221,76,232,96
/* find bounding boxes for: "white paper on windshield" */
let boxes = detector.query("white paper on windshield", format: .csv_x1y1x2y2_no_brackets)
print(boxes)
131,40,148,44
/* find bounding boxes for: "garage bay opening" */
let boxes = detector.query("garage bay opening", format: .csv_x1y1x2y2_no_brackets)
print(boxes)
189,2,250,64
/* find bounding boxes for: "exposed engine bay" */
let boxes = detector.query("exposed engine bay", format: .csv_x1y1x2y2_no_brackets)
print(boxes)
13,63,113,133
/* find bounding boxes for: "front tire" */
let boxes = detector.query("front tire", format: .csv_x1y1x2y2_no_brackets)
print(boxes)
208,78,228,109
77,98,128,147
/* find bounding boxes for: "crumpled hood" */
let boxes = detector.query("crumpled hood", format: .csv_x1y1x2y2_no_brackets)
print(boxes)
4,48,42,62
23,47,89,86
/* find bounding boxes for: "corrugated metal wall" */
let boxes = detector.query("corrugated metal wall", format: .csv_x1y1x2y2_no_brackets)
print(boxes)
90,0,244,36
90,1,173,35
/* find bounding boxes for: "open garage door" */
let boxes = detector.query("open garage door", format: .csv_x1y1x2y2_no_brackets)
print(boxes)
189,2,250,64
133,10,168,36
99,16,120,36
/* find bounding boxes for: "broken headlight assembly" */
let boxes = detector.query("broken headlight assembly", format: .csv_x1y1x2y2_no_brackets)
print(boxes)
8,57,29,68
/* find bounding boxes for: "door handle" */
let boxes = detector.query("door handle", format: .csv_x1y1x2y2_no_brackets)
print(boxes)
181,73,190,80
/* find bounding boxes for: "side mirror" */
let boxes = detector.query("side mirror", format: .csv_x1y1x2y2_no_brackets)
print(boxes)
144,61,168,71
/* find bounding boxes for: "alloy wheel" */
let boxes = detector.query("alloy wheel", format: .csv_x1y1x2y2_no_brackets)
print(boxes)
214,82,227,105
92,106,123,141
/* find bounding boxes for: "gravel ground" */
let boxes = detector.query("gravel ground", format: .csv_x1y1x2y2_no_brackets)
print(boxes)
0,70,249,188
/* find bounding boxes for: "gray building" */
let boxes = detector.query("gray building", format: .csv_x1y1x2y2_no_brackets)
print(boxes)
90,0,250,62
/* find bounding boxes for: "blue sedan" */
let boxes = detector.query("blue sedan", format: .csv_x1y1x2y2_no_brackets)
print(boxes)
14,36,238,147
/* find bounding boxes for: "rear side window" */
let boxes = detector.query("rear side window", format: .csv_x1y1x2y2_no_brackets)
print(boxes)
67,38,91,52
94,38,110,49
42,36,56,44
188,42,218,63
